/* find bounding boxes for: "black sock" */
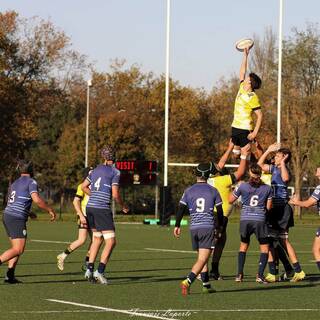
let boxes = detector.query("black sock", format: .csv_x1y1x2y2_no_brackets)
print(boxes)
0,259,2,266
187,272,197,284
277,244,293,273
293,262,302,273
64,247,73,255
211,262,219,275
88,263,94,273
258,253,268,277
317,261,320,270
268,261,276,275
97,263,106,274
6,268,15,280
85,256,89,262
238,251,246,275
200,272,211,288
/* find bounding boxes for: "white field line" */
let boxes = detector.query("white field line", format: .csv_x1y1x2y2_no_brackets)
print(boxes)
46,299,179,320
31,239,70,244
144,248,314,254
13,307,320,315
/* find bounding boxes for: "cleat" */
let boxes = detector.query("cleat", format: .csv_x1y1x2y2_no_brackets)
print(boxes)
265,273,277,283
4,277,22,284
84,269,94,282
202,286,216,294
279,270,295,281
290,270,306,282
235,273,243,282
256,275,268,284
180,279,190,295
56,254,65,271
93,270,108,284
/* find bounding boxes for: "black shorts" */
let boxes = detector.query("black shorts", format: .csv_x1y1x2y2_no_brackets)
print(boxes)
231,127,251,148
77,215,90,229
3,214,27,239
240,220,268,244
86,207,115,232
190,227,214,250
267,202,294,230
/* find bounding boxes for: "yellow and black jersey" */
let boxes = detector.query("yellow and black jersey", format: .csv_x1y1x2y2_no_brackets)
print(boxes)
207,173,237,217
231,82,261,130
75,183,89,216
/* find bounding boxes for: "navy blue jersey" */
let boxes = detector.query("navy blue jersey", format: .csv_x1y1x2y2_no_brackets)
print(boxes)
270,165,289,205
180,182,222,229
86,164,120,209
233,182,272,222
5,176,38,220
311,185,320,211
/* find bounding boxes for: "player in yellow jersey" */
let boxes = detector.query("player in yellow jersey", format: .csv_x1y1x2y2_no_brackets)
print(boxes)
57,167,93,271
231,47,262,155
207,141,250,279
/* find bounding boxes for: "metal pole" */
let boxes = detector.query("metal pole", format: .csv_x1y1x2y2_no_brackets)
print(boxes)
85,79,92,167
277,0,283,143
155,184,159,219
164,0,171,187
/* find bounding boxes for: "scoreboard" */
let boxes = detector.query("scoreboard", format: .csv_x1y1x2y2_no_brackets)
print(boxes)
115,160,158,186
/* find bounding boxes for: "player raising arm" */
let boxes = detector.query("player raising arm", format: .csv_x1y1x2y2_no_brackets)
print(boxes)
290,167,320,272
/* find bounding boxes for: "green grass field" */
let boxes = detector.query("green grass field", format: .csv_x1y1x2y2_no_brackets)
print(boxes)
0,220,319,320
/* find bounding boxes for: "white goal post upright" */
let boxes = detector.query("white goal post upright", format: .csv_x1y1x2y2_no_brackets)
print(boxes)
277,0,284,143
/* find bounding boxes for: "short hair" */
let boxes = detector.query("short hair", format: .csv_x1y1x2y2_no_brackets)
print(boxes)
100,145,116,161
277,148,291,163
16,159,33,175
82,166,93,179
249,72,262,90
196,162,213,179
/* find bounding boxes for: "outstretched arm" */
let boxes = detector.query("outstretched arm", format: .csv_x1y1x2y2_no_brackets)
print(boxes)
217,140,234,170
289,195,317,208
31,193,56,221
239,47,250,81
233,144,251,181
257,142,280,172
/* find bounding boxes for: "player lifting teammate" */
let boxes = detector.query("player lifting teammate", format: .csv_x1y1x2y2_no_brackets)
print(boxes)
174,163,223,295
290,167,320,272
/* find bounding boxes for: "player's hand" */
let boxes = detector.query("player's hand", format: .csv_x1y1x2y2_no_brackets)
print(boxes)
173,227,181,238
228,139,235,149
244,47,250,55
122,205,129,214
267,142,281,153
280,154,289,165
289,194,298,205
49,209,56,222
79,215,87,226
247,132,256,141
240,143,251,156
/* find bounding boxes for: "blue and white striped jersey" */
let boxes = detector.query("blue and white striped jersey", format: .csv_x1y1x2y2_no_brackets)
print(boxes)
311,185,320,211
270,165,289,205
233,182,272,222
180,182,222,230
5,176,38,220
86,164,120,209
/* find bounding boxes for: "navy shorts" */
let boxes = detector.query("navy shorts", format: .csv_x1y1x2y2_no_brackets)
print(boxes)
316,227,320,238
231,127,251,147
240,220,268,244
3,214,27,239
86,207,115,232
190,227,214,250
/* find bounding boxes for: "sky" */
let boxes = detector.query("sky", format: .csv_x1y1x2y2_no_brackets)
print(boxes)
1,0,319,91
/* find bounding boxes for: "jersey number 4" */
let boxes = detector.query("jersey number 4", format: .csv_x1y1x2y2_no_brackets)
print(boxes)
94,177,101,191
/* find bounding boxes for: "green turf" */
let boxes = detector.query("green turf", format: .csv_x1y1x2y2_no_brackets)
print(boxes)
0,220,319,320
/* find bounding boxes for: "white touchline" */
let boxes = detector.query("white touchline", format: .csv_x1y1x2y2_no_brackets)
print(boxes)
46,299,180,320
31,239,70,244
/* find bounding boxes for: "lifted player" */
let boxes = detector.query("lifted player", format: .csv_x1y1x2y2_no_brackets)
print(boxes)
290,167,320,272
0,160,56,283
231,47,262,155
174,163,223,295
